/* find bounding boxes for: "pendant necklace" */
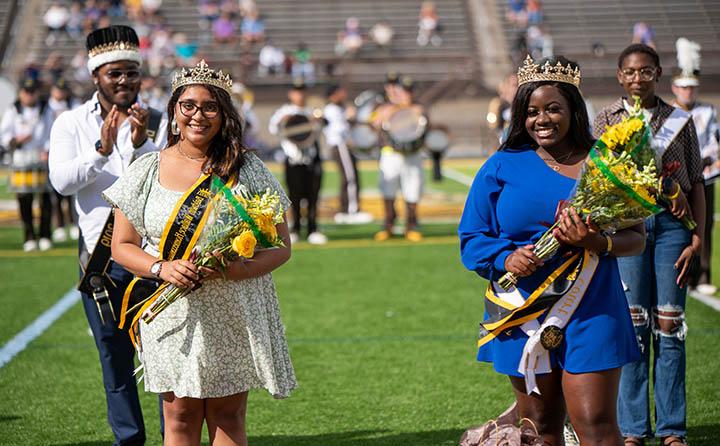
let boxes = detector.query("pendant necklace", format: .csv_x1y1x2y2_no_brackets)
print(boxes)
177,143,207,162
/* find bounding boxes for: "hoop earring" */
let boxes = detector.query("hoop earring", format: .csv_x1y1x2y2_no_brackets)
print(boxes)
171,119,180,135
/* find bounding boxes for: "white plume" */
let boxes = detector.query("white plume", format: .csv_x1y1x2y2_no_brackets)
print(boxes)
676,37,701,75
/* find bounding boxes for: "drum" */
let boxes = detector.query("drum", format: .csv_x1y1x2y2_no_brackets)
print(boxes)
278,112,321,150
9,164,49,193
349,123,379,152
382,107,428,153
424,127,450,154
354,90,384,123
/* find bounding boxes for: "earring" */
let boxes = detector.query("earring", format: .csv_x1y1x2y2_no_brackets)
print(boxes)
171,119,180,135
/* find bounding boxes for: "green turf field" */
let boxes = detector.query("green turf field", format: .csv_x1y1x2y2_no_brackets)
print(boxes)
1,169,719,445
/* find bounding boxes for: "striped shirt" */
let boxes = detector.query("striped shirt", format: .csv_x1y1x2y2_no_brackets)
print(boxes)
593,96,703,192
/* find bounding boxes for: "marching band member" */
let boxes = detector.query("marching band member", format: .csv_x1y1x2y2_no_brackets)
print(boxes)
0,77,55,252
268,81,327,244
670,38,720,295
48,25,167,445
371,74,426,242
323,84,372,224
47,77,79,242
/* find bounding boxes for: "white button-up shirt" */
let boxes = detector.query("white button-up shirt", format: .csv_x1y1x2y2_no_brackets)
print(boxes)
0,102,55,167
322,102,350,147
48,93,168,253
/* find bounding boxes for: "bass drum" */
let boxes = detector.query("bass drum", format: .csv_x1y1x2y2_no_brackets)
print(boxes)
349,123,379,153
382,107,428,153
354,90,384,123
424,126,450,155
279,113,320,150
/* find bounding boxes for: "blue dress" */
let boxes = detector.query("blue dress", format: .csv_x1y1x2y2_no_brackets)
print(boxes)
458,146,640,377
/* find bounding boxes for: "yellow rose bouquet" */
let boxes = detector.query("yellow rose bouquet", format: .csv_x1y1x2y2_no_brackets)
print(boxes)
498,98,666,289
139,177,285,323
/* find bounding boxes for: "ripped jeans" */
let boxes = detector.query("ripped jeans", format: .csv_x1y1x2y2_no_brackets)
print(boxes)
616,212,690,439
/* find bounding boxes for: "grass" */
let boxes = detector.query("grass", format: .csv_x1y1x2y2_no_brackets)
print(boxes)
0,165,719,445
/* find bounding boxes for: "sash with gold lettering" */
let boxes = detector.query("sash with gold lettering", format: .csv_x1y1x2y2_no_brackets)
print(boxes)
478,249,600,393
119,173,232,350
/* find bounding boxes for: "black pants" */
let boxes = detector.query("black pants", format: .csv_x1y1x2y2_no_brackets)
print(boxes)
331,143,360,214
285,158,322,236
17,191,52,242
691,182,714,286
52,189,75,228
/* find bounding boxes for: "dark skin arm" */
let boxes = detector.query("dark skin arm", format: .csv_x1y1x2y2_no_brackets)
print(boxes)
675,182,705,287
553,207,646,257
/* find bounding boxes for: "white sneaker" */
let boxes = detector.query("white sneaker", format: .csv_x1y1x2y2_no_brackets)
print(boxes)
334,212,349,224
23,240,38,252
696,283,718,295
52,227,68,242
289,232,300,244
69,225,80,240
307,232,328,245
38,238,53,251
345,211,373,224
563,422,580,446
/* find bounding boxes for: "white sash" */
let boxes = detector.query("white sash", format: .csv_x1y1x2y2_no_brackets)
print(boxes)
652,107,691,159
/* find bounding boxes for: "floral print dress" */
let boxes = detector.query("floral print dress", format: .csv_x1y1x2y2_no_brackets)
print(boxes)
103,151,297,399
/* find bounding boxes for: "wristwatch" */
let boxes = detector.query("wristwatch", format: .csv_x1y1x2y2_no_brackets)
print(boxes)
95,139,109,156
150,260,164,278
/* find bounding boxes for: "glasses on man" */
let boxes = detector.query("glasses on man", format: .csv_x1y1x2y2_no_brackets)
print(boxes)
178,101,220,119
620,67,657,81
104,69,141,82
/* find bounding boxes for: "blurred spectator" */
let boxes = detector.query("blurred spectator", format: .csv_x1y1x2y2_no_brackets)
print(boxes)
417,1,441,47
140,76,169,111
487,73,517,144
632,21,656,48
213,11,236,44
258,41,285,77
506,0,527,27
126,0,143,20
173,32,199,66
44,52,67,82
198,0,220,30
240,8,265,46
370,21,394,50
291,43,315,85
337,17,363,56
44,1,70,46
70,50,91,84
66,2,85,40
239,0,257,16
526,0,543,25
142,0,162,15
147,28,174,76
526,25,553,59
219,0,238,16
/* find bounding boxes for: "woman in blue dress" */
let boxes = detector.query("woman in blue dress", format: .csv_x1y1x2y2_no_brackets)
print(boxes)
459,56,646,446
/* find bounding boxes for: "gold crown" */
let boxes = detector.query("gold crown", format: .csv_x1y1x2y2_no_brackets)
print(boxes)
88,41,139,58
517,55,581,88
171,60,233,94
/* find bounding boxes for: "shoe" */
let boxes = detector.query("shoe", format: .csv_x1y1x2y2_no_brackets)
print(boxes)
623,437,644,446
23,240,38,252
289,232,300,244
345,211,373,224
69,225,80,240
374,230,391,241
334,212,349,224
52,227,68,242
696,283,718,295
405,230,423,242
660,436,687,446
38,238,53,251
307,232,328,245
563,422,580,446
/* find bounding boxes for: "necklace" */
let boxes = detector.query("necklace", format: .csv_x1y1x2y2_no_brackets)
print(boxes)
540,148,578,171
176,143,207,161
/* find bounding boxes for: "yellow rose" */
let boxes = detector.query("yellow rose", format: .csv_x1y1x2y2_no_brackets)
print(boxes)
257,213,278,240
231,231,257,258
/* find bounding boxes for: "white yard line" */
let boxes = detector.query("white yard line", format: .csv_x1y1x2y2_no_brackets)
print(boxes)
443,167,474,187
0,288,81,369
688,290,720,312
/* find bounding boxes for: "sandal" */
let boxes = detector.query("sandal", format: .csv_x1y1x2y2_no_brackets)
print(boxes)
661,436,688,446
623,438,644,446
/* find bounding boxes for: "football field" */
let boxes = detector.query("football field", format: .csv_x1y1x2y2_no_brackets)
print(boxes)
0,161,719,445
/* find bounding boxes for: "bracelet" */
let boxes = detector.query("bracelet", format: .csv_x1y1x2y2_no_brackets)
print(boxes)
604,234,613,255
666,184,681,200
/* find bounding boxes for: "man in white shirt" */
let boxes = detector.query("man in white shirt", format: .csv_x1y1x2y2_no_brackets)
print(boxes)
323,84,372,224
0,77,55,252
268,81,327,244
48,25,167,446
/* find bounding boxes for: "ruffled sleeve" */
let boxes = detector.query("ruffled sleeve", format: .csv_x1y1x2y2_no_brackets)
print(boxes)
235,151,291,212
102,152,158,238
458,154,517,282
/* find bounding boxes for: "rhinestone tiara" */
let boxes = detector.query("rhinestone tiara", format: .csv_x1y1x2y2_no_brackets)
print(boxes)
517,55,581,88
171,60,233,94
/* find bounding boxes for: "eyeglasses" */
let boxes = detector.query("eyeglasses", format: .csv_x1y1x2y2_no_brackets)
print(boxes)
620,67,657,81
178,101,220,119
104,69,141,82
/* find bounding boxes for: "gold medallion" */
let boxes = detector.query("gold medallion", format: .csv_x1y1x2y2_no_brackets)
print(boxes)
540,325,563,350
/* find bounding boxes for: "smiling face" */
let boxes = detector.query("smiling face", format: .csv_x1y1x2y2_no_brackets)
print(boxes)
174,85,222,148
93,60,141,109
617,52,660,104
524,84,572,151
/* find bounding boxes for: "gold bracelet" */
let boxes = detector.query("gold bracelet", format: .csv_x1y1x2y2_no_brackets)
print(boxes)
666,184,681,200
605,234,613,255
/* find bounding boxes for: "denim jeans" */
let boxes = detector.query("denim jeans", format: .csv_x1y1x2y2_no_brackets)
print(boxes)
616,212,690,439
